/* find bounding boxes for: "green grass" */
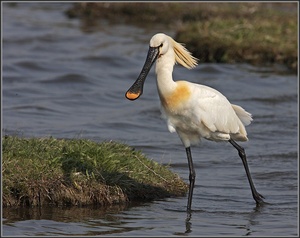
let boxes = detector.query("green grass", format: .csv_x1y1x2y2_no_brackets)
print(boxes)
65,2,297,73
2,135,188,207
175,5,297,70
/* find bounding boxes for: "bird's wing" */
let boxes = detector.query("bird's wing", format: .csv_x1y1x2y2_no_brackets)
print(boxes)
192,84,242,134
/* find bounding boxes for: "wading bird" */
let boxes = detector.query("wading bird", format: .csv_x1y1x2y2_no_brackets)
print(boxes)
125,33,264,216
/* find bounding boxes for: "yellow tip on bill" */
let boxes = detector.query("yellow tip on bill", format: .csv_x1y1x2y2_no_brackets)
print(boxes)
126,91,140,100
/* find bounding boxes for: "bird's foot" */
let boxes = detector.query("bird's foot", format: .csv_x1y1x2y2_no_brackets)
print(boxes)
254,192,265,205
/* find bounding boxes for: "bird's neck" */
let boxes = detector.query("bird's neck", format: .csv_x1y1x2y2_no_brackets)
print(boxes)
156,68,177,99
155,59,177,96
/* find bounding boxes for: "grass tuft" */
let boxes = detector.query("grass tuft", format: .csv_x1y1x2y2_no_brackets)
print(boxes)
2,135,188,207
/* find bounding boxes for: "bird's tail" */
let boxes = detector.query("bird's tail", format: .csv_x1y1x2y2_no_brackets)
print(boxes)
231,104,253,126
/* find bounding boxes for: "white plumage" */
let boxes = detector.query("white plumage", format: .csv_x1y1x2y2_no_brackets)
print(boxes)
151,33,252,147
126,33,264,218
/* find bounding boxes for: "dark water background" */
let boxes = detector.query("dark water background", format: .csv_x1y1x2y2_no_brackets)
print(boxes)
2,3,298,236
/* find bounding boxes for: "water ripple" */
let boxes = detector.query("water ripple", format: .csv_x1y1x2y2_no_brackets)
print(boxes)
2,2,298,237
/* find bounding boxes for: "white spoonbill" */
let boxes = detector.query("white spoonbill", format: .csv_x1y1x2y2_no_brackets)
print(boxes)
125,33,264,215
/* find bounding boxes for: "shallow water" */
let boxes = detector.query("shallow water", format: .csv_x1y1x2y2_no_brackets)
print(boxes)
2,2,298,236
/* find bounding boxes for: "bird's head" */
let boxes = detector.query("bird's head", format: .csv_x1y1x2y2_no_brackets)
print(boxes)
149,33,170,57
125,33,197,101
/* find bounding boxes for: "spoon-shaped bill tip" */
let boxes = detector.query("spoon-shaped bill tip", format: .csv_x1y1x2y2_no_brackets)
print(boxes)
125,90,141,100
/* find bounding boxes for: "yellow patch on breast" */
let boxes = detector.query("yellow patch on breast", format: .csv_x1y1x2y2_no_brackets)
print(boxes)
161,81,191,111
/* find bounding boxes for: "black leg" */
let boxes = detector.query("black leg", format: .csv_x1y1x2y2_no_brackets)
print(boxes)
228,139,265,205
186,147,196,218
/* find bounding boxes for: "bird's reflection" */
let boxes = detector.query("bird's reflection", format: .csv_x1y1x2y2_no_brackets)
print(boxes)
244,201,267,236
181,201,268,235
185,214,192,233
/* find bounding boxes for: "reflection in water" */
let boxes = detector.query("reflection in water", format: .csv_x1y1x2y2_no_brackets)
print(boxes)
185,218,192,234
244,203,266,236
2,2,298,237
3,204,129,223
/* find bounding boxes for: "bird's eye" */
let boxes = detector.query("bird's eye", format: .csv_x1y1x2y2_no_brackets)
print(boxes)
159,43,163,48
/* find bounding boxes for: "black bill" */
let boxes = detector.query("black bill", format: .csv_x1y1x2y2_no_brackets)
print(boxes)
125,46,159,100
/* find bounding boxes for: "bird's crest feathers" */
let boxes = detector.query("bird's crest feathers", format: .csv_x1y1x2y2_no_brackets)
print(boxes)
170,37,198,69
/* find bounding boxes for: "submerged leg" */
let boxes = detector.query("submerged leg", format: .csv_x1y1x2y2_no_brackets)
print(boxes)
228,139,264,204
185,147,196,217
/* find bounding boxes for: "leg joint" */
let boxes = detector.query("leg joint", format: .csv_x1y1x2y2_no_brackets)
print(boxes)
238,147,246,158
189,171,196,181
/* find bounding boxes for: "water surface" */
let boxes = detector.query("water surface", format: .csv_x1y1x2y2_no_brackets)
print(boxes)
2,2,298,236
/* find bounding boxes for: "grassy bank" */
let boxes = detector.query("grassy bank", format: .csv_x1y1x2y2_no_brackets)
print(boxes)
66,2,297,73
2,136,187,208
